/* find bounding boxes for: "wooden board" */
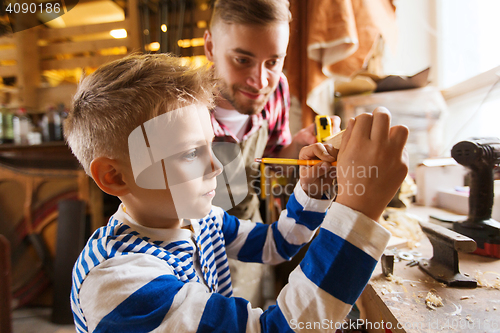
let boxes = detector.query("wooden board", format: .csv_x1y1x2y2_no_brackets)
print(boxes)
323,129,345,149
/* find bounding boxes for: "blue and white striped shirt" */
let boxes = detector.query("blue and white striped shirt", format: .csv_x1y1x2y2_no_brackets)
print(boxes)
71,183,390,332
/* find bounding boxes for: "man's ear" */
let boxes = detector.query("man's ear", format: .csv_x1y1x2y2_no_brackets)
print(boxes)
204,29,214,61
90,157,130,197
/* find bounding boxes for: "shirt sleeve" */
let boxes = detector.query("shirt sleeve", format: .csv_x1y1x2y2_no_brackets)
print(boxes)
222,181,332,265
263,74,292,157
79,202,390,333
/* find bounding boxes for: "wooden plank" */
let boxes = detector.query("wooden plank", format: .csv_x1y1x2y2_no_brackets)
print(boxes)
0,49,17,60
299,1,315,128
0,37,15,46
41,54,125,71
359,284,404,333
0,66,17,77
15,26,40,109
127,0,142,52
38,84,77,111
40,38,130,57
441,65,500,101
38,20,128,40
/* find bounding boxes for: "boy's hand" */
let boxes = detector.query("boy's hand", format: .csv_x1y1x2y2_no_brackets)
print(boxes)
298,143,337,199
335,107,409,221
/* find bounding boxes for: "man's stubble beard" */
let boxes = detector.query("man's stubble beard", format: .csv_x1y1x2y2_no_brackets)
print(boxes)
218,81,270,116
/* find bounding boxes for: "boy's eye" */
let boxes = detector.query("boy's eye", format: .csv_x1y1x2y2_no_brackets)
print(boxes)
183,149,198,161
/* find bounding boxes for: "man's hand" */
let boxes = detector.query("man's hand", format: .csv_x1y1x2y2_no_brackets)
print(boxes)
298,143,337,199
279,116,341,158
335,107,409,221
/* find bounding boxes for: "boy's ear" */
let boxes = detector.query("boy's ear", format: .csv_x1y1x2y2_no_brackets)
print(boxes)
90,157,130,197
204,30,214,61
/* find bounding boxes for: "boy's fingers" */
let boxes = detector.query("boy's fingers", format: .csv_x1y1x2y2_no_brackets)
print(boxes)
323,144,339,160
300,162,333,180
350,113,373,141
312,162,332,177
370,107,391,142
402,146,410,164
299,143,335,161
389,125,410,151
339,118,355,152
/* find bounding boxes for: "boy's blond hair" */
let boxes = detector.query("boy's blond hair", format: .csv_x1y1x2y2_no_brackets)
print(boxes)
210,0,291,30
64,53,215,176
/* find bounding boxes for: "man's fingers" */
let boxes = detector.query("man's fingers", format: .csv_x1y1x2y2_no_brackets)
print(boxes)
302,127,318,145
331,116,342,134
370,107,391,142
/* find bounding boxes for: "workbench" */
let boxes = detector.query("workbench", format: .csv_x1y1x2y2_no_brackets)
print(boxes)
359,206,500,333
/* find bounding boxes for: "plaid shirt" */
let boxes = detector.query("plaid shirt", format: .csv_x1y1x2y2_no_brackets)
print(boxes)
211,73,291,157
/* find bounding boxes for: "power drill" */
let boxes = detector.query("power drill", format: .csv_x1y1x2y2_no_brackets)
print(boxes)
451,137,500,258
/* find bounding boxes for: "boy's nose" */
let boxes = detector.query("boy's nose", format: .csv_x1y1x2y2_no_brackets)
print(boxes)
207,149,223,178
246,64,268,91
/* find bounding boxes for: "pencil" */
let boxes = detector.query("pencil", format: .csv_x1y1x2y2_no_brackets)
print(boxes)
255,158,337,166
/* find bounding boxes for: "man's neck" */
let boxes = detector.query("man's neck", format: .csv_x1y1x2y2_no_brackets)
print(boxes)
215,95,236,111
216,99,235,110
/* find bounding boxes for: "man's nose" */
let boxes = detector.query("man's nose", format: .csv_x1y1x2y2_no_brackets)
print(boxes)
246,64,268,91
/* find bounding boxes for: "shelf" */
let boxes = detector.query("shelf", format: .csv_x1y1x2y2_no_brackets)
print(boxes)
0,141,81,170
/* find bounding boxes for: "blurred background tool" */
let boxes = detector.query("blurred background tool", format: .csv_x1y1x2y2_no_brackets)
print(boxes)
451,137,500,258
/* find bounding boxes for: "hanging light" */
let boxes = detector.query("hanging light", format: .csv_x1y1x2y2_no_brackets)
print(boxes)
147,42,161,52
110,29,127,39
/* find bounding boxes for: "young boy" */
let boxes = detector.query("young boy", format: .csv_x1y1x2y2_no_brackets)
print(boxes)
65,54,408,332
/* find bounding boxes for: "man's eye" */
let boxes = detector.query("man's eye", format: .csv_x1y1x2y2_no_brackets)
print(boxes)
235,57,249,65
267,59,280,68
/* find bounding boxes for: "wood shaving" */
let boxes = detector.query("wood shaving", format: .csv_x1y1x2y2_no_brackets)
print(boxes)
460,295,473,300
380,211,424,249
425,289,443,310
474,270,500,289
380,285,393,295
386,274,404,285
